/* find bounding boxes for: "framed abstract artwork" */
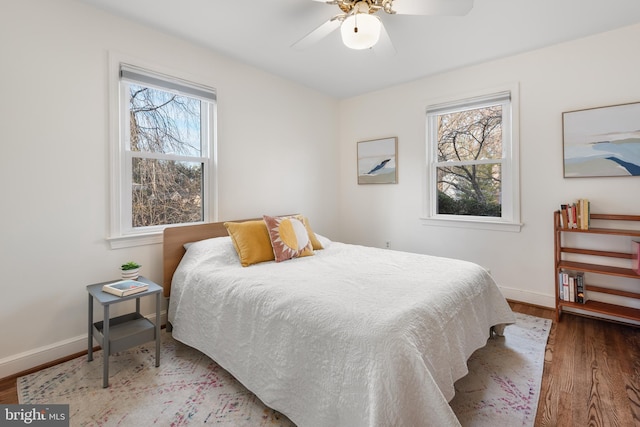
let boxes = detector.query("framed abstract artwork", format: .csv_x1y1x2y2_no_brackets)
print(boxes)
357,137,398,184
562,102,640,177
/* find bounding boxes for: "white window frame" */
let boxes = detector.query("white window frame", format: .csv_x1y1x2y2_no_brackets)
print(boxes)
422,83,521,232
107,53,218,249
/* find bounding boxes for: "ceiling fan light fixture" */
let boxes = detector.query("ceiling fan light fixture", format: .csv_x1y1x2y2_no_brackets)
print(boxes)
340,13,381,50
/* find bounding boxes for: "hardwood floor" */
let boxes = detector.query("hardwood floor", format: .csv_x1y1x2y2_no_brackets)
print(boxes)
2,303,639,426
508,301,640,427
0,376,18,405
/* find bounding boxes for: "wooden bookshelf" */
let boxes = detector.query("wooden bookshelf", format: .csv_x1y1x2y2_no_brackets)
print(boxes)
554,211,640,324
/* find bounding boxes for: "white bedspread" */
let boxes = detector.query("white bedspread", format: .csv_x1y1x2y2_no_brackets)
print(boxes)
168,237,515,427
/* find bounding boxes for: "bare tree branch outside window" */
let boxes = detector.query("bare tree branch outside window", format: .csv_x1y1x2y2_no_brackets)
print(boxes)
436,105,503,217
128,84,204,227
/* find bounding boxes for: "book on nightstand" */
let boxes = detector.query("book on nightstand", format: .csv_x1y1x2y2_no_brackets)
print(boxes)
102,280,148,297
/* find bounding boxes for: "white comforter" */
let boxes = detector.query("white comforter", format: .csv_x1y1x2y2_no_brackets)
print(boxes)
168,236,515,427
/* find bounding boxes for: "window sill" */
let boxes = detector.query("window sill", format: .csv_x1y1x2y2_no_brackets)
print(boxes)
107,232,163,249
420,217,523,232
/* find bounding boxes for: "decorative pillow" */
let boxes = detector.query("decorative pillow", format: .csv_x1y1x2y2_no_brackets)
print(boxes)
223,220,275,267
302,216,324,250
263,215,314,262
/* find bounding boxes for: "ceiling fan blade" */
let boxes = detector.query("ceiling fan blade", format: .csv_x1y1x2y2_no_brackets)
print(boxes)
373,22,396,57
292,16,342,49
392,0,474,16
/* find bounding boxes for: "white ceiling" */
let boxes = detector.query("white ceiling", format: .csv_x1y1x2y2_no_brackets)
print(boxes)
78,0,640,98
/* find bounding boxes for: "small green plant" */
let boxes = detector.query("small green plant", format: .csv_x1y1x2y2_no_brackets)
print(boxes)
121,261,141,271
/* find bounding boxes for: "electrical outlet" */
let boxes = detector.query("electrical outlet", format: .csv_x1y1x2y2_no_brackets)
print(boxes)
385,241,390,249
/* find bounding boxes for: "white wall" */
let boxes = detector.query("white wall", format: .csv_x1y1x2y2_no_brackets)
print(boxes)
337,23,640,307
0,0,339,377
2,0,639,379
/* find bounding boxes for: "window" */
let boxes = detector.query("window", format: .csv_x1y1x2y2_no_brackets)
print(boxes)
424,87,521,231
109,61,217,247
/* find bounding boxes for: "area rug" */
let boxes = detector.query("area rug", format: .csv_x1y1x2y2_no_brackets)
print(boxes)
18,312,550,427
450,312,552,426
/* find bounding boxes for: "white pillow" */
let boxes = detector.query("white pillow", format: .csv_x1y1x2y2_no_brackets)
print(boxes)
183,236,240,268
314,234,332,249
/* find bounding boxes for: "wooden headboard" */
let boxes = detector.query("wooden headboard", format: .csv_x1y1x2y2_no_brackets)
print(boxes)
162,218,256,297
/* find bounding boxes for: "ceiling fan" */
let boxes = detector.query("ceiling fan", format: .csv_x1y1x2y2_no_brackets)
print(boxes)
292,0,473,53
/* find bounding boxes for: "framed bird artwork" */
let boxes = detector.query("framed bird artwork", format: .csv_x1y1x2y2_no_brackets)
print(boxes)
357,137,398,184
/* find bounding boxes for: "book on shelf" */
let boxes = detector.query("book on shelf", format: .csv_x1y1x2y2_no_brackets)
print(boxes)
633,240,640,275
559,204,569,229
559,271,569,301
568,275,575,302
559,199,590,230
575,272,585,304
558,271,586,304
102,280,148,297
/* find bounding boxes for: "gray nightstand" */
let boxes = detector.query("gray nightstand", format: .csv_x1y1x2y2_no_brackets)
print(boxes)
87,276,162,388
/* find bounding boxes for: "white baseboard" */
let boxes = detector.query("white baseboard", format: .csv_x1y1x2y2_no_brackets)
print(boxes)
499,286,640,326
498,286,555,308
0,334,88,380
0,311,167,379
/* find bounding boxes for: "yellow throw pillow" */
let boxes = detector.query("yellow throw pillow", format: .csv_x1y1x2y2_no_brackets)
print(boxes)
224,220,275,267
263,215,314,262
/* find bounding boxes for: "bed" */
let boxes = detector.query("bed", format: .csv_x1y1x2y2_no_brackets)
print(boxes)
164,218,515,427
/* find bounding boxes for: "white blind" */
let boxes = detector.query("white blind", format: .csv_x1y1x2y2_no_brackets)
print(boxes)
426,91,510,115
120,64,216,102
